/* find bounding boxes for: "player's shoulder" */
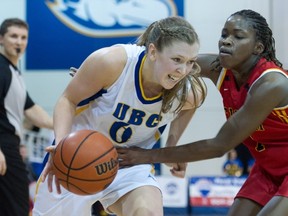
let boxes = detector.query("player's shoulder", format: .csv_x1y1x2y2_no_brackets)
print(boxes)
93,45,127,61
197,53,221,84
85,45,128,74
197,54,219,73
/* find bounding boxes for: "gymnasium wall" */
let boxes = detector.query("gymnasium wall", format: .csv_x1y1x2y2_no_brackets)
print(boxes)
0,0,287,176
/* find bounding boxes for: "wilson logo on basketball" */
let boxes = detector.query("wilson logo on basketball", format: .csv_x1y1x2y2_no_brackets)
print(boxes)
95,158,118,175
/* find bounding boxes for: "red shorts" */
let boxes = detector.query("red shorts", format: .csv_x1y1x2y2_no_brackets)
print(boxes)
236,163,288,206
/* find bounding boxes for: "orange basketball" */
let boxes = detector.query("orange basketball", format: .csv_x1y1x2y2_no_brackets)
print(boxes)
52,129,119,195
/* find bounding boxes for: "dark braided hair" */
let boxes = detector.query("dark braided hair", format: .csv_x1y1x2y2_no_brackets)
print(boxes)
232,9,282,67
212,9,283,71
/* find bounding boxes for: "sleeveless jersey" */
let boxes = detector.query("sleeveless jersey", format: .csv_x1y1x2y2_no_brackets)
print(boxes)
71,44,179,149
34,44,181,215
217,58,288,178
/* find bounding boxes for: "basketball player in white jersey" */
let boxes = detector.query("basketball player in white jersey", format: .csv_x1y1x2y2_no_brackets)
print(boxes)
33,16,206,216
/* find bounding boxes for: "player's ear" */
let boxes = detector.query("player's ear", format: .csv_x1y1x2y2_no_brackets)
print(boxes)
253,41,264,55
147,43,157,61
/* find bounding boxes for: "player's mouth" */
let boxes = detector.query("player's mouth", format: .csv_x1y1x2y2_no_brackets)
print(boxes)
168,74,181,81
219,47,232,56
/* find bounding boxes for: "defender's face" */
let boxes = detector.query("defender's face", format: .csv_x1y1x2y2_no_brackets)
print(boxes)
218,15,257,70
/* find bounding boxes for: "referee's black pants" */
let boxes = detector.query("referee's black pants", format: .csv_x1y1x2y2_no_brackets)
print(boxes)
0,134,29,216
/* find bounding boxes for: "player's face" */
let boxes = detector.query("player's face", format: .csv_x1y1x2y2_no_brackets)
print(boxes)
218,15,258,70
155,41,199,90
0,26,28,59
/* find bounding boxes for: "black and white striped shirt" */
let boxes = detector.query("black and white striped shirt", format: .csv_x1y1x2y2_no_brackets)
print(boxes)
0,54,34,139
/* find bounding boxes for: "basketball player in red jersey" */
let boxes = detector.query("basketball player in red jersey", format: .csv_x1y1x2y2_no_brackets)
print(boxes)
117,9,288,215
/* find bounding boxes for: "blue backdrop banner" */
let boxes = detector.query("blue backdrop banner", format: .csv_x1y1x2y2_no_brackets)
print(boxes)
26,0,184,70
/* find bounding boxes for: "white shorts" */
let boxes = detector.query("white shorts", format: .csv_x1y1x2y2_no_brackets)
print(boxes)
32,164,160,216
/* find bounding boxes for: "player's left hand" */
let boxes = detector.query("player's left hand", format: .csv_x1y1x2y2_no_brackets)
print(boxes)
42,145,62,194
165,163,187,178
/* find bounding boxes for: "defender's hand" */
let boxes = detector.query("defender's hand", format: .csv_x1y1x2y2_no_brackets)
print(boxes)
116,146,149,167
165,163,187,178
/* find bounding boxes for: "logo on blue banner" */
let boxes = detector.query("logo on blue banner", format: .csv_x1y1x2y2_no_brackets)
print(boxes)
26,0,184,70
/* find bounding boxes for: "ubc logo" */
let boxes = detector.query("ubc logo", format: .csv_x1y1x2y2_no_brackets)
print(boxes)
45,0,178,37
95,158,118,175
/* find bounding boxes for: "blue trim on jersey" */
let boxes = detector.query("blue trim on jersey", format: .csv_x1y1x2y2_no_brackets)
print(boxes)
135,51,162,104
158,124,167,134
77,89,107,106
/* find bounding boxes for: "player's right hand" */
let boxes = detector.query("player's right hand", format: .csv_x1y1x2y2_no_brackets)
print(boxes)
0,149,7,176
165,162,187,178
42,146,62,194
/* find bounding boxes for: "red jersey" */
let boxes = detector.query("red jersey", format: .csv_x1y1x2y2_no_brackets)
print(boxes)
217,58,288,179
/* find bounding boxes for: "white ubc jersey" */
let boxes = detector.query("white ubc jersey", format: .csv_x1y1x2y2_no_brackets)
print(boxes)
72,44,179,149
32,44,185,216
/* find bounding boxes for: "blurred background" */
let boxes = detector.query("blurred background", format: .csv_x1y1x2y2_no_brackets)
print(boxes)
1,0,287,215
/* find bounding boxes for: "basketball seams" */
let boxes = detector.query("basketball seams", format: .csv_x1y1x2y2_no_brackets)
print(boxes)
65,131,97,191
58,171,117,182
52,129,119,195
65,131,97,168
69,146,117,170
52,136,69,179
57,169,118,195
